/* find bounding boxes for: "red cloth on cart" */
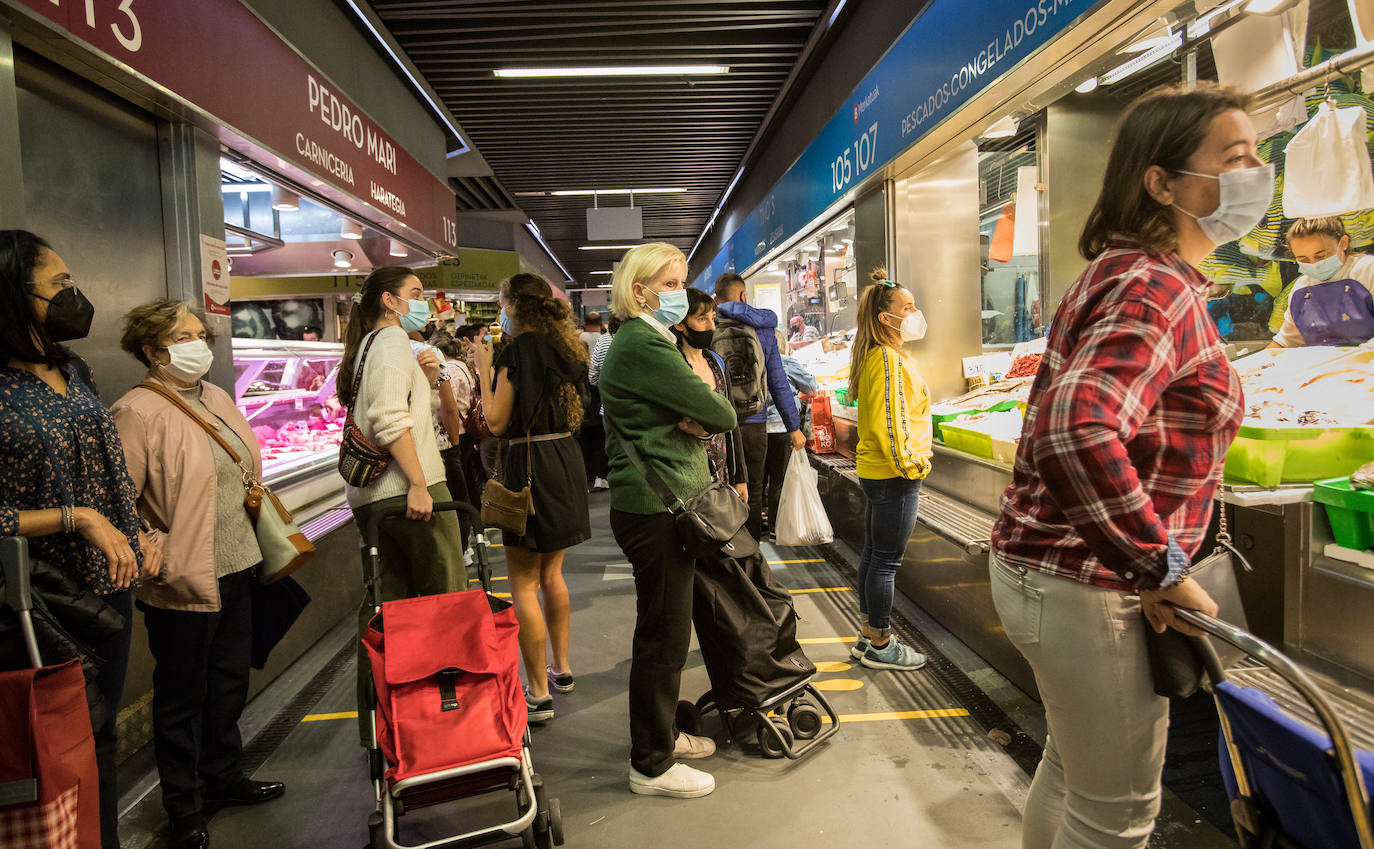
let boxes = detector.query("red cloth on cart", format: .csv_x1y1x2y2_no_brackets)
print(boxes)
0,659,100,849
363,590,526,783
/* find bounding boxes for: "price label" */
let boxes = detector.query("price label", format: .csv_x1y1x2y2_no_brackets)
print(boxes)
962,356,986,378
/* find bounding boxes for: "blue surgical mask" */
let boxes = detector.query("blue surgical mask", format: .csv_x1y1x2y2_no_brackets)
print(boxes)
649,288,689,326
499,307,515,336
394,297,429,333
1298,254,1344,282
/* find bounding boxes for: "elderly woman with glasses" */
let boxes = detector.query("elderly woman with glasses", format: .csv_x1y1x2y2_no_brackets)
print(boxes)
0,230,160,849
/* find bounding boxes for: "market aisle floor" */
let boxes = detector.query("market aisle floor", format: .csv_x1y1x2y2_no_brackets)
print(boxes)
116,490,1232,849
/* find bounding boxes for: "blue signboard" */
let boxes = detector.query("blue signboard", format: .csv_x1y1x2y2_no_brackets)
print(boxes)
692,0,1100,289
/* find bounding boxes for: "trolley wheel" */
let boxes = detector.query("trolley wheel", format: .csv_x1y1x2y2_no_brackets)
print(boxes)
787,702,823,740
756,719,794,759
549,797,565,846
675,700,703,736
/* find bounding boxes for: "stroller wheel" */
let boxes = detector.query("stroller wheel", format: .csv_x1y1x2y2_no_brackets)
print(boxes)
756,719,794,759
675,700,704,736
550,797,565,845
787,702,823,740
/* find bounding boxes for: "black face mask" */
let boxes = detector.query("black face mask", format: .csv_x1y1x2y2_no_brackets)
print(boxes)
678,325,715,351
32,287,96,342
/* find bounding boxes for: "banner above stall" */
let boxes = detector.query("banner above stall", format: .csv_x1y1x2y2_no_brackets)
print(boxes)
692,0,1101,289
6,0,459,256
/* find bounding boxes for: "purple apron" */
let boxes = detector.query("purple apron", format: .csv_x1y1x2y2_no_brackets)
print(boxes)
1291,278,1374,346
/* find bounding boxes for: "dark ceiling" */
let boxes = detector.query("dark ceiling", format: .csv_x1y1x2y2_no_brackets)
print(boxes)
367,0,834,287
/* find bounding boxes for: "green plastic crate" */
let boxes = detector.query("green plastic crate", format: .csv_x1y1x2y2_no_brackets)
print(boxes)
938,422,994,459
932,399,1022,445
1313,477,1374,551
1223,425,1374,487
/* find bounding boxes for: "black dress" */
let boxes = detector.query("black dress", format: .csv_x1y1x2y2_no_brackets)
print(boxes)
495,333,592,552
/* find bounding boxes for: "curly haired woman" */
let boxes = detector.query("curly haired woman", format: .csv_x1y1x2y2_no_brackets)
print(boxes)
473,273,591,721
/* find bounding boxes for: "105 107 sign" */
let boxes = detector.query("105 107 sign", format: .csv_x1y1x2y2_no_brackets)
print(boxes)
830,123,879,195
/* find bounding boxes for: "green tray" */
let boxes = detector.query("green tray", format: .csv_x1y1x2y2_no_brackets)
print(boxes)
932,399,1021,444
1313,477,1374,551
938,422,994,459
1224,425,1374,487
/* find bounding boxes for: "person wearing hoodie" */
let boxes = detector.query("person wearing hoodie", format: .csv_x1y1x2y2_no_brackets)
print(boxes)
711,273,804,539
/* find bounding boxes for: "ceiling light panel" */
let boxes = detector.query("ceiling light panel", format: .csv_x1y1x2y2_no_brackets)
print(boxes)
493,65,729,78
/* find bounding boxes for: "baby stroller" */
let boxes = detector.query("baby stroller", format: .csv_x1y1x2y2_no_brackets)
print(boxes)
676,540,839,759
361,501,563,849
1172,606,1374,849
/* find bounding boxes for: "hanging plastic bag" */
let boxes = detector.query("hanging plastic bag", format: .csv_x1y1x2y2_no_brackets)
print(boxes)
1282,100,1374,218
774,449,834,547
807,392,836,454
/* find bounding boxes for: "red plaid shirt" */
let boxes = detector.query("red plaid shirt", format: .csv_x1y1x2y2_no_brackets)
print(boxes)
991,240,1244,592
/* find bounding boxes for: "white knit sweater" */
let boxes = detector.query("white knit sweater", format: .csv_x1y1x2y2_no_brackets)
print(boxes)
345,325,446,508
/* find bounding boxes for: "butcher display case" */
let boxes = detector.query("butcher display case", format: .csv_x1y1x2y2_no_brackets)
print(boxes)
232,339,346,489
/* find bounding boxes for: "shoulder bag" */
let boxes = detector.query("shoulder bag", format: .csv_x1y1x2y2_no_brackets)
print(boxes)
480,433,536,536
607,419,752,559
1144,498,1251,700
337,331,393,487
137,381,315,584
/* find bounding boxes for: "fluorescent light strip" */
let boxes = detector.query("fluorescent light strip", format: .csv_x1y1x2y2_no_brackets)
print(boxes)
494,65,728,78
588,270,615,275
1101,34,1182,85
339,0,470,154
526,221,575,282
578,244,643,251
688,166,745,262
221,183,274,193
513,188,686,197
828,0,848,28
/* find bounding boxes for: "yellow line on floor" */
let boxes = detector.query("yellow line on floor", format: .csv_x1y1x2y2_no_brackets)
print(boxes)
826,708,970,724
469,575,508,582
301,711,358,722
797,636,858,644
769,558,825,564
789,586,850,594
300,706,972,725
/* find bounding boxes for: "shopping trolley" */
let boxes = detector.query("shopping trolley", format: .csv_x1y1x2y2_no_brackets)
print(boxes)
1173,605,1374,849
361,502,563,849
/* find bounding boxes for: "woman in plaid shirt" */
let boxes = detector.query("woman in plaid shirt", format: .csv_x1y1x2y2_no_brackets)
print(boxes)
990,84,1259,848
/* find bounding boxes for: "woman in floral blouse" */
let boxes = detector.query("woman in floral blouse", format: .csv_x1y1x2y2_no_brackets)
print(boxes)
0,230,161,849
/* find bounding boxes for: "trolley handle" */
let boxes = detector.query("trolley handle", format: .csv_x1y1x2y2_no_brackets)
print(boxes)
364,501,493,596
1,536,44,668
1170,604,1374,849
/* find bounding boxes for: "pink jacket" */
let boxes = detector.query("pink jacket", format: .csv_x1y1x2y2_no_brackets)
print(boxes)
111,379,262,612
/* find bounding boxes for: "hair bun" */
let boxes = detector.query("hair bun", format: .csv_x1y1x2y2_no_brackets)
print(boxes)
870,268,888,282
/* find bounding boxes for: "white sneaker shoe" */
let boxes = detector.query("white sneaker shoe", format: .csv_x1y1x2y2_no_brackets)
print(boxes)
593,477,610,490
672,732,715,759
629,763,715,798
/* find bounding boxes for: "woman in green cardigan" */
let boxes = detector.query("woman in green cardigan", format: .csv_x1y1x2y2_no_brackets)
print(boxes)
601,243,737,800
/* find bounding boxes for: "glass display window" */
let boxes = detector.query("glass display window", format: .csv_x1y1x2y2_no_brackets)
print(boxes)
232,340,346,482
978,125,1044,350
748,209,856,350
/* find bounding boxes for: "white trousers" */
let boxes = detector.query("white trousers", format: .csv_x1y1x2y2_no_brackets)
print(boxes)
990,555,1170,849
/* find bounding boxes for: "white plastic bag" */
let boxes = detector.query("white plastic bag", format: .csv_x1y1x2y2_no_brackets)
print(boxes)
774,450,833,547
1283,100,1374,218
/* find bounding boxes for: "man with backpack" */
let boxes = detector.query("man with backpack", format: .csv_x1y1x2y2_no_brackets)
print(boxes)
712,273,805,539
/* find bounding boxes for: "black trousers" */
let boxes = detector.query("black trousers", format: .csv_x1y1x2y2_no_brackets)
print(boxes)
141,568,254,822
762,432,791,533
579,418,608,484
611,509,696,777
440,445,473,552
93,590,132,849
738,422,769,539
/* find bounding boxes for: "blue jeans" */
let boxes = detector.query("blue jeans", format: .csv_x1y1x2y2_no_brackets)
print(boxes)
857,476,922,630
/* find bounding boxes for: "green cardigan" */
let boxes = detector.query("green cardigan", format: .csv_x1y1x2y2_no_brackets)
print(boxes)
601,316,738,515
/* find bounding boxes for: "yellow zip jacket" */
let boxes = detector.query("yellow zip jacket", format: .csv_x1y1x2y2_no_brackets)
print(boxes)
856,345,933,480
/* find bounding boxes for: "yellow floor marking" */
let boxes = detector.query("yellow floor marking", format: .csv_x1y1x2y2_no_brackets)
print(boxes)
789,586,850,594
797,636,858,645
469,575,508,582
302,711,358,722
299,706,972,726
814,679,863,692
824,708,970,724
493,592,511,598
769,558,825,564
813,661,852,673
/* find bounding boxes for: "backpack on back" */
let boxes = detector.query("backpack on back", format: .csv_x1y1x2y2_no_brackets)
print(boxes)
711,318,765,416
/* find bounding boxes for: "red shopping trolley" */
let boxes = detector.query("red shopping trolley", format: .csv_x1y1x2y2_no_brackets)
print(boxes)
361,501,562,849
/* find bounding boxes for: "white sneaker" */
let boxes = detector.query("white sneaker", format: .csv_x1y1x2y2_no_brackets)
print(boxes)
672,732,716,759
629,763,715,798
593,477,609,490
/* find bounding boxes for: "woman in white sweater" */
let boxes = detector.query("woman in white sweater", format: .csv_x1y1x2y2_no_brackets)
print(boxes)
340,267,464,708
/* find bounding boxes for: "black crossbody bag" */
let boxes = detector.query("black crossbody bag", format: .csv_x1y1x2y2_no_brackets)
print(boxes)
608,420,753,559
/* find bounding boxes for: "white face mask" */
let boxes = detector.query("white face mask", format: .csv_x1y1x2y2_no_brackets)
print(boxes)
162,339,214,383
1173,163,1275,246
884,310,928,342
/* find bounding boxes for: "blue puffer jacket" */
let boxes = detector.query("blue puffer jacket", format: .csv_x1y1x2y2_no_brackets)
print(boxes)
717,301,801,431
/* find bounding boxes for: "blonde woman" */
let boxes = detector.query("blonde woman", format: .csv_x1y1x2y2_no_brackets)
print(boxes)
601,243,736,798
849,269,933,671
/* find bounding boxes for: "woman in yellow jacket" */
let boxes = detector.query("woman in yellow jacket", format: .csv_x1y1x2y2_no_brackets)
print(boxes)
850,269,933,671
